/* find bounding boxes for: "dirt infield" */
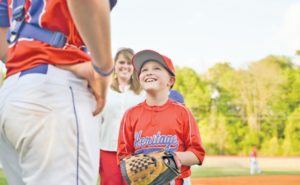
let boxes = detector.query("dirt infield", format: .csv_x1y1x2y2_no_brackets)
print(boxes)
191,175,300,185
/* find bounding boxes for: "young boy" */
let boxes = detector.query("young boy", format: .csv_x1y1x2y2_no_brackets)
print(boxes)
117,49,205,185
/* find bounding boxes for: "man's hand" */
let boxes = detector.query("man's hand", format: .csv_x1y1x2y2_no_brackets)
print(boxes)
57,62,111,116
65,0,113,115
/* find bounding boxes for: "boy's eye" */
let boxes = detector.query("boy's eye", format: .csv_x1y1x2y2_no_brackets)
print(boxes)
141,68,148,72
118,61,125,64
154,67,161,70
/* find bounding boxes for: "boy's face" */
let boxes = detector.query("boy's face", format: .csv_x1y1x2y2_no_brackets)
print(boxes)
139,61,175,92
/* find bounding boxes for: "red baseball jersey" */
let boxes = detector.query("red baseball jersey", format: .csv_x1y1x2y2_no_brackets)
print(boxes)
2,0,90,77
118,99,205,180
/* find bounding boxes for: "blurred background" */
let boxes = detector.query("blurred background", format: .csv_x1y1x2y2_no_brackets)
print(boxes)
109,0,300,157
1,0,300,184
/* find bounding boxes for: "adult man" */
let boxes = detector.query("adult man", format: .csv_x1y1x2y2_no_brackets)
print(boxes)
0,0,116,184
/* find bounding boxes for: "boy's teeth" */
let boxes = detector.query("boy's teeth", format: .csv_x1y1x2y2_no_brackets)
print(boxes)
146,79,155,82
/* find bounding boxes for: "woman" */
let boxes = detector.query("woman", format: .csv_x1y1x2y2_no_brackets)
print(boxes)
99,48,144,185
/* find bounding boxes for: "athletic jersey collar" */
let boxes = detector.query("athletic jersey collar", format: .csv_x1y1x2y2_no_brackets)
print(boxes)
142,99,173,111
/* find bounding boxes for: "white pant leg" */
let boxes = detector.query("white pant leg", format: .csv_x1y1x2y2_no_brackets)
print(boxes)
0,74,24,185
0,65,100,185
250,157,256,175
254,159,261,174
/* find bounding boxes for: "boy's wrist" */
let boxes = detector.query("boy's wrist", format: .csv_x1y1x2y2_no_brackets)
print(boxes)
174,152,182,167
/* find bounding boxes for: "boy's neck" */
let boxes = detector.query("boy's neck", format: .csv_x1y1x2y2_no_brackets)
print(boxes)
145,89,169,106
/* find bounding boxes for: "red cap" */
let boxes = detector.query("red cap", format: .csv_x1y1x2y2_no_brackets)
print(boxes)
132,50,175,77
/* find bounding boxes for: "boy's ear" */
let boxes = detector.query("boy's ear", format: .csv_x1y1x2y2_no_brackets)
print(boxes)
168,76,175,87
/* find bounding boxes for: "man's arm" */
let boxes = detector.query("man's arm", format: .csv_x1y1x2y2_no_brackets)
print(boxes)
0,27,8,61
65,0,114,115
66,0,113,72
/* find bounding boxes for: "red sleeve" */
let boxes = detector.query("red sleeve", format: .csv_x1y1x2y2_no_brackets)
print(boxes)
117,110,135,164
182,108,205,164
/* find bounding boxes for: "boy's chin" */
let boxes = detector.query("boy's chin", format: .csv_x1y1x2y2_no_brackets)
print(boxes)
142,85,159,91
143,87,157,91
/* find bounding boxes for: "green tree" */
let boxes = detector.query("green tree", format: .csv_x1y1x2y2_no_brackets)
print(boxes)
174,67,211,118
204,63,244,154
282,106,300,156
173,55,299,156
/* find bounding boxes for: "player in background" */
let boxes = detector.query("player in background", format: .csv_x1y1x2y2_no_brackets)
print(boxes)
250,146,261,175
99,48,144,185
117,50,205,185
0,0,116,184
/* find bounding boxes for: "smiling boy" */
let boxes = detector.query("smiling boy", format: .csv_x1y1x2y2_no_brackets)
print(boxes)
117,50,205,185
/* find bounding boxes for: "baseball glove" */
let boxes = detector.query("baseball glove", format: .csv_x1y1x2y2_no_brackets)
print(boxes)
120,150,181,185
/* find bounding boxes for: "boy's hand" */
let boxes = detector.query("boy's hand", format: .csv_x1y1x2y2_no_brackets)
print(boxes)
57,62,111,116
120,150,181,185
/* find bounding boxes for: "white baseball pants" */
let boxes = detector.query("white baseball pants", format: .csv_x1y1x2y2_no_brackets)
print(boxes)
0,65,100,185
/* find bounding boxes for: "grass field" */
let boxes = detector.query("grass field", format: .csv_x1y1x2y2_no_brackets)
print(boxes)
191,155,300,177
0,170,6,185
192,166,300,177
1,156,300,185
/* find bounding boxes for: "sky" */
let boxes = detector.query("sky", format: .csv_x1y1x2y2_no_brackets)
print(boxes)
110,0,300,73
1,0,300,74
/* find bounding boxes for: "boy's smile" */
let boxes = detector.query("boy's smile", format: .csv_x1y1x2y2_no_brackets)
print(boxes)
145,76,157,82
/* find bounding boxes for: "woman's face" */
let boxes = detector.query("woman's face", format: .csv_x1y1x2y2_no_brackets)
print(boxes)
114,53,134,82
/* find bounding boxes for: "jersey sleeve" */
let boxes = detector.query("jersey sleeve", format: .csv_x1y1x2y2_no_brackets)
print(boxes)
182,108,205,164
117,110,135,163
0,0,9,27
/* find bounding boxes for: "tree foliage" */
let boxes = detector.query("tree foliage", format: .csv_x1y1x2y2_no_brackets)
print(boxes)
174,55,300,156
